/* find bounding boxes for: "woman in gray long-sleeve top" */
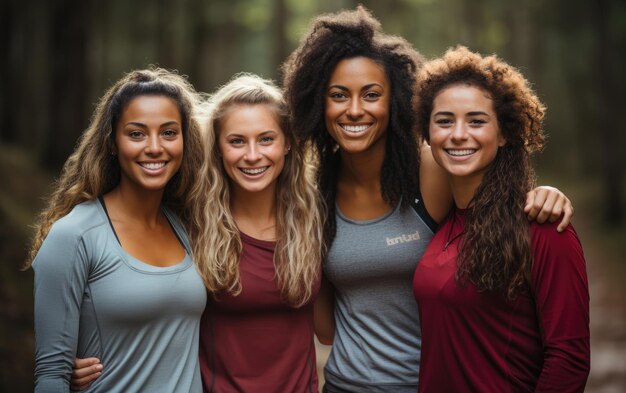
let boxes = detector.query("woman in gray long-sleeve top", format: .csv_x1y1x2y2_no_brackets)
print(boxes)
26,68,207,393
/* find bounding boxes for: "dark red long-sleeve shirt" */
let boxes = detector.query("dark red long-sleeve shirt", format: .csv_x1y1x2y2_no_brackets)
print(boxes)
413,209,590,392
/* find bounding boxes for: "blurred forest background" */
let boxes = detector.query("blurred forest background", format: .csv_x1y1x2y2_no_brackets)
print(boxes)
1,0,625,391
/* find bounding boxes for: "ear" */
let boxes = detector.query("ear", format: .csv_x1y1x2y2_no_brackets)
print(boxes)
284,144,291,155
497,133,506,147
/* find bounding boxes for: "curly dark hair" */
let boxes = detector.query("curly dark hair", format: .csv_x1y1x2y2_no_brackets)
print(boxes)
282,6,424,250
416,46,546,298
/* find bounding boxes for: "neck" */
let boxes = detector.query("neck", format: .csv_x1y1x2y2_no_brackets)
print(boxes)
338,141,386,189
230,183,277,239
448,173,483,209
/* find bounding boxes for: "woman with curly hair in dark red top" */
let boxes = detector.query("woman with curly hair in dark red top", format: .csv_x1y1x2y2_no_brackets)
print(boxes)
413,46,590,392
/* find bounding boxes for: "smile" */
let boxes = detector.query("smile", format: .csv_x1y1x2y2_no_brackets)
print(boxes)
140,162,167,170
240,166,269,175
341,124,371,133
445,149,477,157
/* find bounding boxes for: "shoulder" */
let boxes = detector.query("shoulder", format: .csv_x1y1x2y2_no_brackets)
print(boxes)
530,221,583,250
32,200,108,272
529,221,586,282
50,200,108,239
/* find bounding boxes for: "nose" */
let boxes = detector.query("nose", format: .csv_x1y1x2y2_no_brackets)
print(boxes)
145,135,163,155
244,143,261,162
450,122,468,142
346,97,364,119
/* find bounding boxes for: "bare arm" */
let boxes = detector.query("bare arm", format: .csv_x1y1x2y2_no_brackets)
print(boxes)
420,143,574,231
419,143,453,224
314,275,335,345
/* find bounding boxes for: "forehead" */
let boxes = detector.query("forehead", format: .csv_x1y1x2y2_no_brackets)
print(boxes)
433,84,494,112
328,56,388,85
220,104,283,134
119,95,181,120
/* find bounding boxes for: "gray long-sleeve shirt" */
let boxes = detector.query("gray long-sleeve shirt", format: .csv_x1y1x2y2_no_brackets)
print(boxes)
33,200,206,392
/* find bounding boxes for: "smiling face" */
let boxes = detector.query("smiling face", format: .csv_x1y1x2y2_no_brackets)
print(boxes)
324,56,390,157
428,84,506,198
218,104,289,196
114,95,184,193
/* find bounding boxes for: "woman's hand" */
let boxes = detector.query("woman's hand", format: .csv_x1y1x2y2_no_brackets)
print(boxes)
525,186,573,232
70,357,102,391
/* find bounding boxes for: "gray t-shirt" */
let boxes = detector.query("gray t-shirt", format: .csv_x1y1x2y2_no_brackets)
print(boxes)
323,200,435,392
33,200,206,392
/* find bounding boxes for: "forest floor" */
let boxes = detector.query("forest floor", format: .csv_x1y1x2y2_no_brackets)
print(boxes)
0,144,624,392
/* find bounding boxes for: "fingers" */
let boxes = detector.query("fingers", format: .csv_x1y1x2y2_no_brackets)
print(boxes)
525,188,553,223
538,190,559,224
526,186,574,232
556,197,574,232
524,189,535,215
71,357,102,391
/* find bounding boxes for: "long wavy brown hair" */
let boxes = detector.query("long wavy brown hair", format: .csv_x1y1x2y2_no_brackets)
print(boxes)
416,46,546,298
25,67,205,268
193,74,324,307
282,6,424,252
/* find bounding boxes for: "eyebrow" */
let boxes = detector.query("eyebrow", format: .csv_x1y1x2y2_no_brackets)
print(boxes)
467,111,490,117
433,111,490,117
328,83,384,91
124,121,180,127
225,130,279,137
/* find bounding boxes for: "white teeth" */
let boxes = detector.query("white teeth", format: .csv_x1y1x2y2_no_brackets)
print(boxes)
141,162,166,170
240,167,268,175
446,149,476,156
341,124,370,133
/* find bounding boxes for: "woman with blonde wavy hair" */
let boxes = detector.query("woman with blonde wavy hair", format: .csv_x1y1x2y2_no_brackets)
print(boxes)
28,67,207,392
193,73,324,392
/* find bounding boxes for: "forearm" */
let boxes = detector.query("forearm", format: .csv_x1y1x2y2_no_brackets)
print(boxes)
314,275,335,345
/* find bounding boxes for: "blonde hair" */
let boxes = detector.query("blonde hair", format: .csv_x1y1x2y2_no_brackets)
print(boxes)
193,73,324,307
26,67,205,268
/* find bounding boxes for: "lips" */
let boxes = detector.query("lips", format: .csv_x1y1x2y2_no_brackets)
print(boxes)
139,161,167,170
239,166,269,175
445,149,477,157
341,124,372,133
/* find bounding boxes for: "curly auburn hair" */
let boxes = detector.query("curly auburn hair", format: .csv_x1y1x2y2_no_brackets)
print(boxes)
26,67,205,268
416,46,546,298
193,73,324,307
282,6,424,250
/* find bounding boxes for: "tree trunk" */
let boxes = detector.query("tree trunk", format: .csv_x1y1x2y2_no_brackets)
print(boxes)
43,0,90,167
593,0,623,225
272,0,288,79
